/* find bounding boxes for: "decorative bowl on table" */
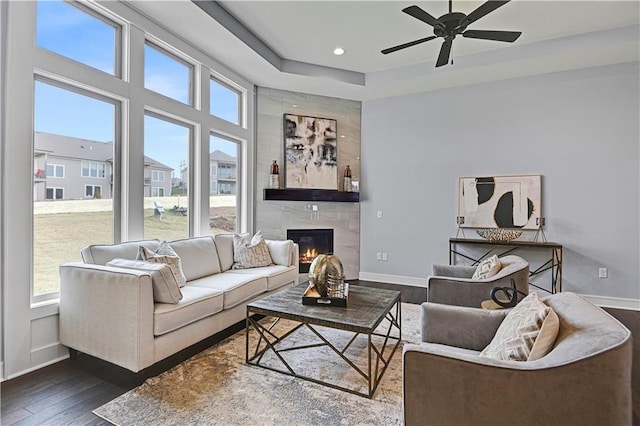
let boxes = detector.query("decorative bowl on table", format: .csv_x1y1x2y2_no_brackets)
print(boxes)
476,228,523,243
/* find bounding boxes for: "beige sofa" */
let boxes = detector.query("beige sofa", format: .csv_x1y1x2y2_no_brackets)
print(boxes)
59,235,299,372
403,292,633,425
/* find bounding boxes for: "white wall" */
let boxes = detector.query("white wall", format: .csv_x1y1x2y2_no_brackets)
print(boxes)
360,63,640,302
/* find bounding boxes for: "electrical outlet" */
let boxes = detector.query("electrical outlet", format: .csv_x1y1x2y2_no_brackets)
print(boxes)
598,267,608,278
382,252,388,262
376,252,382,261
376,210,383,219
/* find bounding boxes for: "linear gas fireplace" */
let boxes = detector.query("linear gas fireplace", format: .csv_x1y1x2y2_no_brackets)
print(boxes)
287,229,334,273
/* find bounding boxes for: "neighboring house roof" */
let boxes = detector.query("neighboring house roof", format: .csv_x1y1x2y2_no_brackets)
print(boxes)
34,132,173,171
35,132,113,162
143,156,173,171
210,150,236,163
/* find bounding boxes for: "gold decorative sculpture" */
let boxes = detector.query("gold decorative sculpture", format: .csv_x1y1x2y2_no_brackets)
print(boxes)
305,254,346,299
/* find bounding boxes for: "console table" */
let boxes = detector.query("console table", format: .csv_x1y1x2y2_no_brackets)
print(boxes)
449,238,563,294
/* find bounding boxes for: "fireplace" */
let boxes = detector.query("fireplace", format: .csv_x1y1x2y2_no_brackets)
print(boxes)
287,229,334,273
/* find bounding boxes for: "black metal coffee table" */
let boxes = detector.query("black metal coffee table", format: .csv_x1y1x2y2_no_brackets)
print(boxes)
245,282,401,398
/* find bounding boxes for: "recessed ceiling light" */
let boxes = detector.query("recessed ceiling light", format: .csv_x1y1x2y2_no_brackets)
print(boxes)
333,47,345,56
292,104,298,108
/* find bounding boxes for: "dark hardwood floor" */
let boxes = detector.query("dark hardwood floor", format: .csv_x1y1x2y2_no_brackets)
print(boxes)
1,281,638,425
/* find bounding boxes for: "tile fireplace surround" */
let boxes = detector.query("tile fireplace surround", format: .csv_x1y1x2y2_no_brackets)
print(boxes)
255,87,361,280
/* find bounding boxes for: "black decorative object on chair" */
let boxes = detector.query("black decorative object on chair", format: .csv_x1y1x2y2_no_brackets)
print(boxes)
490,278,529,308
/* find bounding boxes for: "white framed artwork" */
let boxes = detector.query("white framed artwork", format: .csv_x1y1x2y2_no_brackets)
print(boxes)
458,174,541,230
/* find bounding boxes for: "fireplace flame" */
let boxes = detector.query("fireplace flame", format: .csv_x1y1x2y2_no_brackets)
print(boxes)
300,247,319,264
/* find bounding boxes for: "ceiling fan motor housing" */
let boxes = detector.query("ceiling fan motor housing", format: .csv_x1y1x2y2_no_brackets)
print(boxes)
435,12,469,38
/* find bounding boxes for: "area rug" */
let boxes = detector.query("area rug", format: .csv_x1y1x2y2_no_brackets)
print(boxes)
94,302,422,425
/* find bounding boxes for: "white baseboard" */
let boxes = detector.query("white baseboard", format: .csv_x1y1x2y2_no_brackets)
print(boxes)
582,294,640,311
358,272,427,288
359,272,640,311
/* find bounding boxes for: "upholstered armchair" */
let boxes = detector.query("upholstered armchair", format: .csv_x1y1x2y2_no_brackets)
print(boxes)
427,254,529,307
403,292,633,426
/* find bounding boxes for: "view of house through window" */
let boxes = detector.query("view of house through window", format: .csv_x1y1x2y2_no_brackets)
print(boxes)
33,80,116,297
209,133,239,234
144,114,191,241
29,0,250,299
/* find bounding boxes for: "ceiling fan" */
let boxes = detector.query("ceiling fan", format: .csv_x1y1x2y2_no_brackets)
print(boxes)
381,0,522,67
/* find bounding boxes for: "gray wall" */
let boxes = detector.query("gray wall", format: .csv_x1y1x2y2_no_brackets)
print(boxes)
360,63,640,300
255,87,361,279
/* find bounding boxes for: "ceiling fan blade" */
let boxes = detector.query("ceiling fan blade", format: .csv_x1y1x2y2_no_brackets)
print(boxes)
381,36,438,54
463,30,522,42
436,38,453,67
465,1,511,25
402,5,443,29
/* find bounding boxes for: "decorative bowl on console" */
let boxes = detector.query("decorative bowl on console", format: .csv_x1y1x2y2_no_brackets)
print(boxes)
476,228,523,243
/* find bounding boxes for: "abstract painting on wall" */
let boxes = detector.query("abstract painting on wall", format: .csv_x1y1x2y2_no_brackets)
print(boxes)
458,175,542,229
284,113,338,190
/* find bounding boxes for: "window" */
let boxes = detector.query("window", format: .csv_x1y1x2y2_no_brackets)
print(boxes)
46,187,64,200
144,114,190,240
82,161,107,178
152,170,165,182
36,0,119,76
33,80,115,297
209,133,239,233
85,185,102,198
46,164,64,178
144,42,192,105
210,77,240,125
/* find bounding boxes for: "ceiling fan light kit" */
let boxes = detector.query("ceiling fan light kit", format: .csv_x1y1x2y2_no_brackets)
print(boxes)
381,0,522,67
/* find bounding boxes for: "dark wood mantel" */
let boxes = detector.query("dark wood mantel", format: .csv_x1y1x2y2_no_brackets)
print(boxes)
263,188,359,202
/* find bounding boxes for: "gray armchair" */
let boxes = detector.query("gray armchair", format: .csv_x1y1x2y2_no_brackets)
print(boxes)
403,292,633,426
427,254,529,307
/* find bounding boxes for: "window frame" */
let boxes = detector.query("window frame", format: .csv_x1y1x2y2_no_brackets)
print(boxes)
151,169,164,182
85,184,102,197
45,187,64,200
46,163,64,178
144,39,195,106
210,75,242,126
35,0,123,78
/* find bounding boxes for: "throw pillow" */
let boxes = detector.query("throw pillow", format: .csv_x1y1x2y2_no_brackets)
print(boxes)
232,231,274,269
479,292,559,361
107,258,183,304
139,242,187,287
472,254,502,280
265,239,293,266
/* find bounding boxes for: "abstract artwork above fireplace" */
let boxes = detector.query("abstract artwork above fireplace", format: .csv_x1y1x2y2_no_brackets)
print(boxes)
458,174,541,230
287,229,334,273
284,113,338,190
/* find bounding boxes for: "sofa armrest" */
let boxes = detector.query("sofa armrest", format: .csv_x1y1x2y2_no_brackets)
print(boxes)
402,341,632,426
59,262,155,372
421,302,507,350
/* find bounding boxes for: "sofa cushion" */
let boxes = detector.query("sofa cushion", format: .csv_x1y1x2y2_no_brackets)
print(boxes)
82,239,160,265
480,292,559,361
139,243,187,287
265,239,293,266
153,285,224,336
228,265,297,291
472,254,502,280
169,236,222,281
106,258,183,304
213,234,235,272
188,273,267,309
232,231,274,269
